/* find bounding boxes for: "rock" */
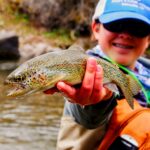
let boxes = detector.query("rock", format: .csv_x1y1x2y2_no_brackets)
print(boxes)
19,0,62,28
19,35,61,62
9,0,98,36
0,61,18,70
0,30,20,60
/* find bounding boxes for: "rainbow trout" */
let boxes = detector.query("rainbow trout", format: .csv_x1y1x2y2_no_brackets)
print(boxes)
5,45,141,109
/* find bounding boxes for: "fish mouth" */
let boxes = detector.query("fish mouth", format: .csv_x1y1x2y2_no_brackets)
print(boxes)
4,80,23,89
4,80,16,85
4,81,27,97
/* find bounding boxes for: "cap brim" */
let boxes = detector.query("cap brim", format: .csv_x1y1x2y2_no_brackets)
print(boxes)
99,12,150,25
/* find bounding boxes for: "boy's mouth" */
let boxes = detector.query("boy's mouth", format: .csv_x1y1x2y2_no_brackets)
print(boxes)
112,43,134,49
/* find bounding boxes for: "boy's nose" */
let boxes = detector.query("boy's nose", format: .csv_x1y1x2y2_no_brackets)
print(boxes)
118,32,134,39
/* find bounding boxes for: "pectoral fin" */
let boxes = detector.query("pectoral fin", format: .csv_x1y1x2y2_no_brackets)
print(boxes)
103,78,120,95
104,83,120,95
45,73,67,88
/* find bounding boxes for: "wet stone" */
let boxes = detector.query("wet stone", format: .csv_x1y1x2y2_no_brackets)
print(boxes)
0,30,20,60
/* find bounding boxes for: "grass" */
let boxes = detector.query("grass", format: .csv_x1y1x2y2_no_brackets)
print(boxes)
0,0,73,47
43,29,72,46
0,1,37,34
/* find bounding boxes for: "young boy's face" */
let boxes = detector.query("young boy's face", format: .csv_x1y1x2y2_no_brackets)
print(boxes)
92,21,150,69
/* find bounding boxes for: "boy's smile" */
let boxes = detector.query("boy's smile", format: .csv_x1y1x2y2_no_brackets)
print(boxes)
112,42,134,51
112,37,135,55
92,21,150,69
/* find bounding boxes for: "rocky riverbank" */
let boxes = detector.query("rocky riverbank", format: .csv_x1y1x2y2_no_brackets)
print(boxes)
0,0,149,71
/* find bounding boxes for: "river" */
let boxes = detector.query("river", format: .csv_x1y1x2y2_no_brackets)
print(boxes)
0,69,64,150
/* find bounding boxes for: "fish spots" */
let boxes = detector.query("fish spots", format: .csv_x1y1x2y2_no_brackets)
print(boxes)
37,74,47,85
5,46,141,109
28,71,47,87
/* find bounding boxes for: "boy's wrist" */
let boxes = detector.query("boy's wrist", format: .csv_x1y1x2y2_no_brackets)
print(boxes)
80,90,114,109
102,90,113,101
81,92,117,109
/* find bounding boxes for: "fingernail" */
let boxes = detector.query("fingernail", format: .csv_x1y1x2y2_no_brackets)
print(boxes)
97,65,101,72
57,82,65,90
88,57,96,65
87,57,97,73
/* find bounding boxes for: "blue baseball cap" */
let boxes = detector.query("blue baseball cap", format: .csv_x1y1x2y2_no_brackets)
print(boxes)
93,0,150,25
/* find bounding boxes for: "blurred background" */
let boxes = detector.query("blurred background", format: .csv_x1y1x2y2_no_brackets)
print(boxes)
0,0,149,150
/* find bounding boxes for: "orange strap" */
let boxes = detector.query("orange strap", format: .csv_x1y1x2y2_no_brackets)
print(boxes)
98,100,150,150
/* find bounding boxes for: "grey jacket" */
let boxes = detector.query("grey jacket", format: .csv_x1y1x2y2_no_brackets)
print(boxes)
56,53,150,150
63,55,150,129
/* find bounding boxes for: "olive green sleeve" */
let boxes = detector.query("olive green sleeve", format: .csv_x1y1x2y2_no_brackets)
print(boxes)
63,93,117,129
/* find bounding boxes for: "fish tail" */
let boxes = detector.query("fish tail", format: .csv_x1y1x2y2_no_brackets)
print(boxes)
125,95,134,109
126,75,142,96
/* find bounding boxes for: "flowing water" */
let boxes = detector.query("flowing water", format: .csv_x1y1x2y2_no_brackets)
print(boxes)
0,67,64,150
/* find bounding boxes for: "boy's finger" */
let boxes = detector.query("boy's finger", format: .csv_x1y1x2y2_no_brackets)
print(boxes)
57,82,76,99
91,65,103,103
43,87,59,94
94,65,103,89
80,57,97,98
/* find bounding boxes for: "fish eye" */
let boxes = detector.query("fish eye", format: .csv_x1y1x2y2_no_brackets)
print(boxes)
14,75,26,82
17,77,22,81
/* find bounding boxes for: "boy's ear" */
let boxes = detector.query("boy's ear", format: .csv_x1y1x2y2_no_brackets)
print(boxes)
147,35,150,49
92,21,100,32
91,21,101,40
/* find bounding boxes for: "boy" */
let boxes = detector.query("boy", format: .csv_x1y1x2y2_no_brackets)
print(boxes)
45,0,150,149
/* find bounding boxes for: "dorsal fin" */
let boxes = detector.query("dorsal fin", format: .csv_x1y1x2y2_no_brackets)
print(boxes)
67,44,85,52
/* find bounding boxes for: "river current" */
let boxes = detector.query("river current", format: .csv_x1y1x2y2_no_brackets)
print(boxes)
0,69,64,150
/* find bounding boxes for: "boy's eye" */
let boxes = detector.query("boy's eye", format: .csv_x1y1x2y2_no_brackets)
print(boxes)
103,19,150,38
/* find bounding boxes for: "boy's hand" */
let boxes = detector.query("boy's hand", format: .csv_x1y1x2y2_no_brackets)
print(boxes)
44,57,112,106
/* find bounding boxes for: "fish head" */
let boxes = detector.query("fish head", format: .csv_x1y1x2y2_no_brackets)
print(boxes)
4,64,33,97
4,63,64,97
